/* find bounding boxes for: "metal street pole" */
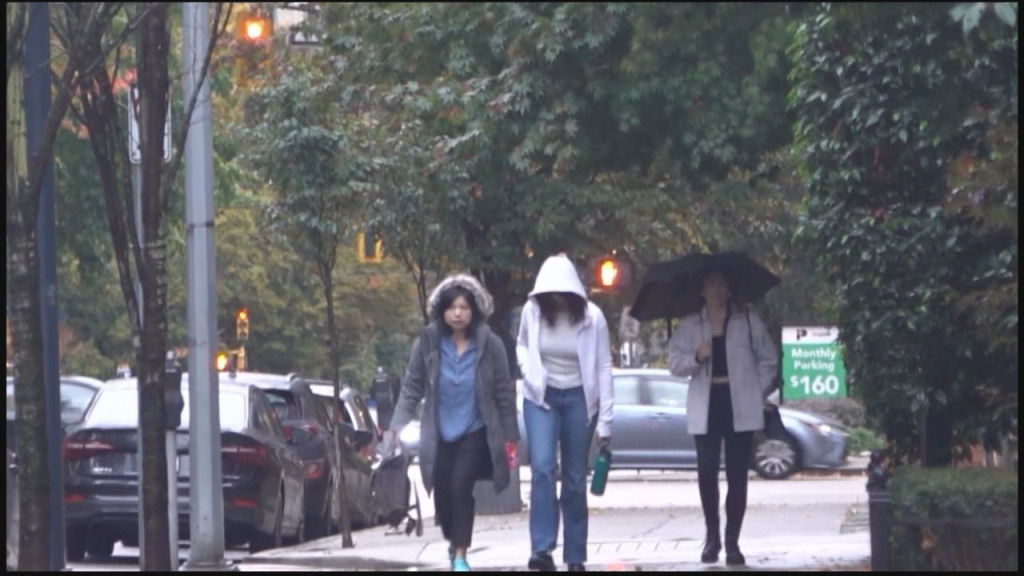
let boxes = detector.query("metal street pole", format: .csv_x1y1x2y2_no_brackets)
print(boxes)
131,154,146,567
24,3,66,570
181,3,232,571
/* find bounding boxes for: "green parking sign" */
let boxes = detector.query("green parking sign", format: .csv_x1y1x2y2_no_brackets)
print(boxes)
782,326,846,400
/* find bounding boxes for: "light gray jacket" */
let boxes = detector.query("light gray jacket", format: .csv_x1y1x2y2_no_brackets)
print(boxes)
668,305,778,435
389,274,520,495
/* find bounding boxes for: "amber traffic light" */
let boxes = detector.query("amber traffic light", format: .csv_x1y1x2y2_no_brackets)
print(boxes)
236,307,250,341
216,351,229,371
236,10,272,43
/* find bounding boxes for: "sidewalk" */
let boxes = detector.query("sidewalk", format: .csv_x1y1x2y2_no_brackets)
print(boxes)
244,464,871,572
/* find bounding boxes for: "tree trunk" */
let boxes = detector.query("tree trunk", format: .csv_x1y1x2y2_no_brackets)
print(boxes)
136,6,172,569
320,258,354,549
7,10,47,569
481,269,518,375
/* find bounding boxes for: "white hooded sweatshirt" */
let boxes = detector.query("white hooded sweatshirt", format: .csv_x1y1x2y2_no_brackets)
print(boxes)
516,255,614,439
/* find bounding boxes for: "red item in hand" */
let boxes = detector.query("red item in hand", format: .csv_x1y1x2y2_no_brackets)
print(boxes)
505,442,517,469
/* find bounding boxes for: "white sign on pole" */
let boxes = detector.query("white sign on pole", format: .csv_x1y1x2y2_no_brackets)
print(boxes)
127,85,172,164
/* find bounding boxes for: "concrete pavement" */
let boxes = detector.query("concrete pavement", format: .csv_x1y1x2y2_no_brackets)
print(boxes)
243,462,871,572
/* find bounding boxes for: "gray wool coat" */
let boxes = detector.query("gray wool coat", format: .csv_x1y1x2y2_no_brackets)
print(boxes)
668,305,778,435
389,322,520,495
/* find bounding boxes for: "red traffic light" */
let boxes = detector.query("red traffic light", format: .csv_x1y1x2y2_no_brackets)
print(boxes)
236,308,248,321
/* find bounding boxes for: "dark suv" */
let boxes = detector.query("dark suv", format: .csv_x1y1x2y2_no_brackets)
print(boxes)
221,372,346,539
307,380,380,529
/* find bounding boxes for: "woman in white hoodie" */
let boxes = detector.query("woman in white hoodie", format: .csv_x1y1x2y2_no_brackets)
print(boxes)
516,255,613,573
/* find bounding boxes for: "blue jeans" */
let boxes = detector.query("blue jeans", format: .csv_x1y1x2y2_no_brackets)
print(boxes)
524,386,595,564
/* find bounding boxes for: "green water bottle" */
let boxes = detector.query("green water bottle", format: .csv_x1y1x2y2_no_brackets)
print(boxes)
590,447,612,496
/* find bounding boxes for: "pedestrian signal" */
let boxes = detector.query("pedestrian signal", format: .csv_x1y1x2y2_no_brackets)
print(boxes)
593,256,633,291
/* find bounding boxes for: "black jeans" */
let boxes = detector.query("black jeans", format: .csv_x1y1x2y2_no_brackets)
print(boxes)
433,427,490,548
694,385,753,545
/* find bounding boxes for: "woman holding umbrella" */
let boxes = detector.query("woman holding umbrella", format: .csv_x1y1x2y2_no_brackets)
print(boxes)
668,266,778,566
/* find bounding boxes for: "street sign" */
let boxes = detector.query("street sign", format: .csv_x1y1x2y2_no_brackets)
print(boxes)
127,84,172,164
781,326,847,401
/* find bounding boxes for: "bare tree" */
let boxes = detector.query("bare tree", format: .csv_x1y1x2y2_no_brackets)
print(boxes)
64,2,232,569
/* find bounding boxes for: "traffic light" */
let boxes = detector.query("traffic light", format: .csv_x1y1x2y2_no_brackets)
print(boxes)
593,255,633,291
356,232,383,264
236,10,272,44
235,308,250,341
216,351,230,371
234,9,273,88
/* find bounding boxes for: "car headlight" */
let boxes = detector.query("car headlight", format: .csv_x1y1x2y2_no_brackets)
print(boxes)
817,424,832,435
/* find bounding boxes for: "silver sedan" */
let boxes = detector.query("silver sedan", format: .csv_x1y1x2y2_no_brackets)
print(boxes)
515,369,848,480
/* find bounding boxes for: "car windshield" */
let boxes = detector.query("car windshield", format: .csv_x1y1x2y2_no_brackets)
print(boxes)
85,387,247,430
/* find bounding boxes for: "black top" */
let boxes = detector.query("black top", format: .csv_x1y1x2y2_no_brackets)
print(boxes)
711,336,728,377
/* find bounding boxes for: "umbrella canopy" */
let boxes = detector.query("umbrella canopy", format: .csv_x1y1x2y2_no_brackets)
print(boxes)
629,252,780,322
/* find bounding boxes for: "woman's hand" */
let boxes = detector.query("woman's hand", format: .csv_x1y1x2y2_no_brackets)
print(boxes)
696,340,712,362
504,442,518,468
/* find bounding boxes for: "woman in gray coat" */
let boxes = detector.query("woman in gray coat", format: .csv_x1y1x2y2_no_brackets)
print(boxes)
668,268,777,566
388,274,520,572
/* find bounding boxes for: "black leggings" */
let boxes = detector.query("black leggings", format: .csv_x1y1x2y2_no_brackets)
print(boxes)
433,427,490,548
694,385,753,543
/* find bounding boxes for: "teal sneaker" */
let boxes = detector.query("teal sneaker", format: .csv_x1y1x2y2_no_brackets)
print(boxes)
452,557,471,572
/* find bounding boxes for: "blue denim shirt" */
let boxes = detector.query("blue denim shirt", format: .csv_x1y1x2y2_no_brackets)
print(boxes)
438,336,484,442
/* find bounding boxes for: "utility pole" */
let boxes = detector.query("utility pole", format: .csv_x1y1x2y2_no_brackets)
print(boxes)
24,3,66,570
181,3,232,571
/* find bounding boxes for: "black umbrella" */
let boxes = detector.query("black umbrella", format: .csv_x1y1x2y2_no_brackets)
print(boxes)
629,252,780,323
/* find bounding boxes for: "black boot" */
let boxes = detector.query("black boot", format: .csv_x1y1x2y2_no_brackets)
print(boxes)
725,527,745,566
701,525,721,563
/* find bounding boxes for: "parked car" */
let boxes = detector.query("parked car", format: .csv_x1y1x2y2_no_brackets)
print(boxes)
307,381,380,529
6,375,104,451
6,375,104,567
515,369,848,480
62,376,305,560
220,371,344,540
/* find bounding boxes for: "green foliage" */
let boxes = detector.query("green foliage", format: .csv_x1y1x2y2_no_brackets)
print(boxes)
789,4,1018,464
785,397,866,429
846,427,883,454
890,466,1018,571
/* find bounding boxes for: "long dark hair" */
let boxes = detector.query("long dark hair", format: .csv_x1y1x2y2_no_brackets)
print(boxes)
433,285,483,336
535,292,586,327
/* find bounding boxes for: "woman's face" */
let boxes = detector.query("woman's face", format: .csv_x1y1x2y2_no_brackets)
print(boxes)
702,271,731,307
444,295,473,333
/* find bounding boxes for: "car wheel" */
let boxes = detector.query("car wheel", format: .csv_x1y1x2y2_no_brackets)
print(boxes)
754,435,799,480
86,535,116,560
250,492,283,553
66,528,87,562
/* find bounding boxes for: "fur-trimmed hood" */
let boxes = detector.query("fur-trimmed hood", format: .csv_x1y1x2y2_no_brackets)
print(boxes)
427,273,494,320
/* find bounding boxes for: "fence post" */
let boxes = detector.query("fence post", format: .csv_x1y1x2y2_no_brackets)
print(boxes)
866,449,892,571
